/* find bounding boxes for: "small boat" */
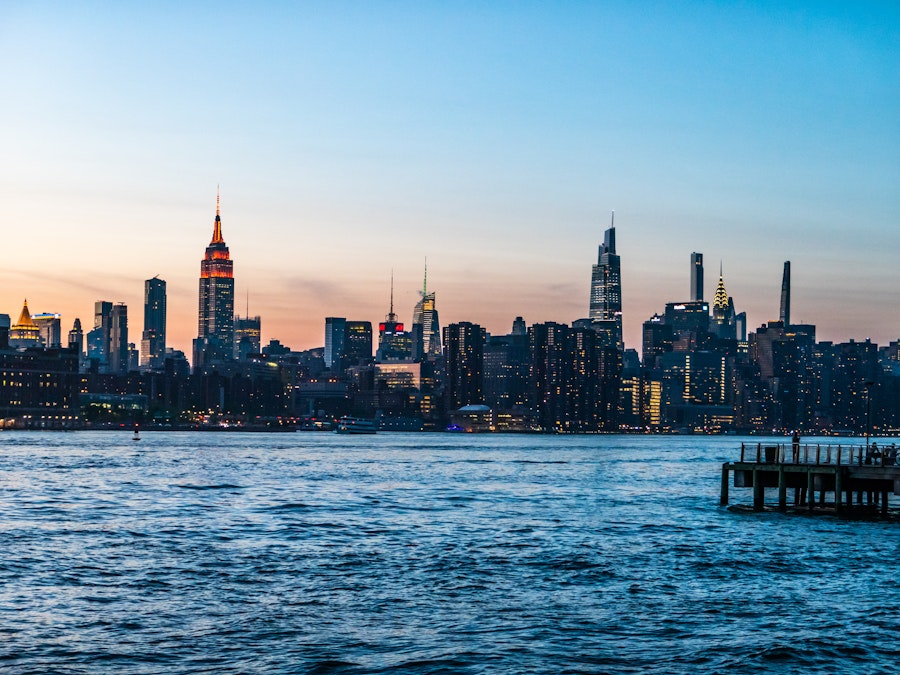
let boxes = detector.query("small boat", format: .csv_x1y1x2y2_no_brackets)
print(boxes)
334,416,377,434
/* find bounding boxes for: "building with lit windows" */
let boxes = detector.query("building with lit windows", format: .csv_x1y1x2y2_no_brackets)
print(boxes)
411,264,441,362
234,315,261,360
443,321,485,410
376,278,412,362
33,313,62,348
141,276,166,369
194,190,235,369
588,213,623,350
9,300,41,348
690,252,704,302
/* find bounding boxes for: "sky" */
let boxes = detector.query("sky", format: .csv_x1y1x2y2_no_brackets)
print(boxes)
1,1,898,358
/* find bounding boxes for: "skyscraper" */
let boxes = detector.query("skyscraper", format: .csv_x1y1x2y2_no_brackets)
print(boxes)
711,263,737,340
443,321,485,410
234,315,261,360
109,303,129,375
690,252,704,302
376,274,412,362
194,190,235,368
780,261,791,327
33,313,62,348
412,263,441,361
9,300,40,348
141,276,166,369
588,212,623,350
324,317,347,371
68,318,83,356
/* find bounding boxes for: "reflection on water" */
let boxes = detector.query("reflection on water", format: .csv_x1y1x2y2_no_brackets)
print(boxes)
0,432,897,674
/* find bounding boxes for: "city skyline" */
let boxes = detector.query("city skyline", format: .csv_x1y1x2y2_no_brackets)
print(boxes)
1,3,897,356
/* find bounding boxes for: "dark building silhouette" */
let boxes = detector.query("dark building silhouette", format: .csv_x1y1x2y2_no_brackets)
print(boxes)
325,318,372,373
780,260,791,327
690,252,704,302
234,315,261,360
443,321,485,410
109,303,129,375
141,276,166,370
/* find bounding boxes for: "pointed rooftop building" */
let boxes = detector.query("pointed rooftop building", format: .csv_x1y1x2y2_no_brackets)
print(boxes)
711,263,743,341
588,212,623,350
194,188,235,369
412,261,442,361
9,299,41,347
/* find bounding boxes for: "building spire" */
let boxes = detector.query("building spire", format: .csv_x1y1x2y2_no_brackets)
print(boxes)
384,270,398,323
713,268,729,312
779,261,791,327
211,187,224,245
611,210,615,228
423,258,428,297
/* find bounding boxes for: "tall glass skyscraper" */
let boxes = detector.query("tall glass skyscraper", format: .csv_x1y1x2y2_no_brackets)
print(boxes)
690,252,704,302
588,212,623,351
141,276,166,369
412,264,441,361
194,190,235,368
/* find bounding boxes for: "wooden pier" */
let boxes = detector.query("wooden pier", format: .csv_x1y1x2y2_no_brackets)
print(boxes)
720,442,899,516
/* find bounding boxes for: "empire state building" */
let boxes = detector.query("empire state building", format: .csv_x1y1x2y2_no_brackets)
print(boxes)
193,190,235,369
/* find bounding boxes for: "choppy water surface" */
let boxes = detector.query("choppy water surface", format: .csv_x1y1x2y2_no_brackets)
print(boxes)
1,432,898,674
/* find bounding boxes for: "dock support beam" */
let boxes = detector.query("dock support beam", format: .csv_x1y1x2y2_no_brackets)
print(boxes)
720,463,729,506
807,470,815,512
835,468,843,514
777,466,787,511
753,469,764,511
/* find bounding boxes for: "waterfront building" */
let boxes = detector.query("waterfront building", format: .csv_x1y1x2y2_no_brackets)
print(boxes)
529,322,571,431
443,321,485,410
9,300,41,348
194,190,235,369
141,276,167,369
588,212,623,350
0,346,81,428
483,321,529,412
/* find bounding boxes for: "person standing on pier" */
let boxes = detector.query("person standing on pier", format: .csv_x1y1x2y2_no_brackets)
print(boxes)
792,431,800,463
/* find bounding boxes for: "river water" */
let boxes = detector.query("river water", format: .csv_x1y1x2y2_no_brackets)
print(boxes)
0,432,897,674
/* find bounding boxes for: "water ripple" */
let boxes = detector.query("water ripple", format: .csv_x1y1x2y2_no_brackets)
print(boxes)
0,431,897,673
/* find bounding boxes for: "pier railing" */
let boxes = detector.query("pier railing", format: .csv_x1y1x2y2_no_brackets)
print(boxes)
739,442,898,467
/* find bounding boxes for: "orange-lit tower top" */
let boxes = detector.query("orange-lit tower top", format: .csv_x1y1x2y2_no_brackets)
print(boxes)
197,189,236,348
200,187,233,279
